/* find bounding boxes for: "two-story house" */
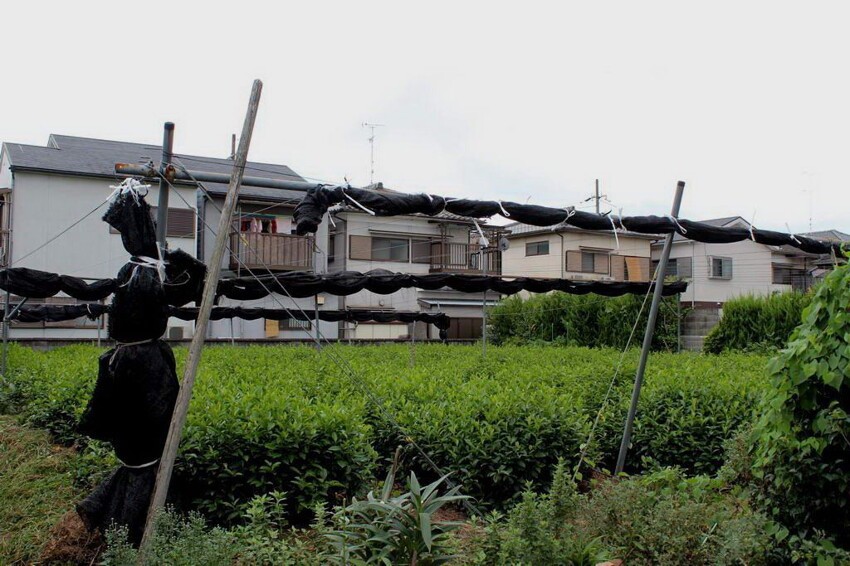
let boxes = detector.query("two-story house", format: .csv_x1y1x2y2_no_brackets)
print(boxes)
0,134,326,342
650,216,848,349
327,185,503,340
502,222,658,282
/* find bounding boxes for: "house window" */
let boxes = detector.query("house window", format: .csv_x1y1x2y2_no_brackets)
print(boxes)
567,250,610,275
371,237,409,262
651,257,692,279
709,256,733,280
525,240,550,256
110,207,196,238
279,318,311,331
411,240,432,264
328,234,335,263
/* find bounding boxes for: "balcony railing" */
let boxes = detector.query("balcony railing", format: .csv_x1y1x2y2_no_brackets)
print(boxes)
429,242,502,274
229,232,314,272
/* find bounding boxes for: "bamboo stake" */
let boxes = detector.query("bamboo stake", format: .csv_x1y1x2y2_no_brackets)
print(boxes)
139,80,263,553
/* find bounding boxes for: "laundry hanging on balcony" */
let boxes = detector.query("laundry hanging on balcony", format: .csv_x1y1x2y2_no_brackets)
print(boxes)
292,185,844,255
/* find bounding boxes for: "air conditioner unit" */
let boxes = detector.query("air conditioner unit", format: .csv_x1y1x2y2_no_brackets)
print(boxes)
168,326,184,340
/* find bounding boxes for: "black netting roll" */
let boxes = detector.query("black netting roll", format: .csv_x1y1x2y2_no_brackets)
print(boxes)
102,192,159,258
77,466,157,546
108,262,169,342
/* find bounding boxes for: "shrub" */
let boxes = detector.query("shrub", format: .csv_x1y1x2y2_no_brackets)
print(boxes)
3,344,769,517
751,262,850,547
488,292,681,350
703,291,811,354
474,464,774,566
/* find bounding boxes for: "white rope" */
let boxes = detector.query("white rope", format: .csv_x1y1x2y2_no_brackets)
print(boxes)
108,178,150,204
119,458,159,469
472,219,489,248
608,215,621,250
668,215,687,234
128,255,167,285
343,188,376,215
785,223,801,244
498,201,511,217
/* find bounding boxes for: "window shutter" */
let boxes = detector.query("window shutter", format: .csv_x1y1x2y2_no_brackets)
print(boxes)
349,235,372,260
678,256,693,278
566,250,582,272
625,256,649,281
167,208,196,238
594,253,610,274
610,255,625,281
722,257,733,279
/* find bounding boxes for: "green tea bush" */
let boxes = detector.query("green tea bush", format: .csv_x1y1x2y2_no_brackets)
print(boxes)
2,343,769,519
751,261,850,547
489,292,680,350
703,291,811,354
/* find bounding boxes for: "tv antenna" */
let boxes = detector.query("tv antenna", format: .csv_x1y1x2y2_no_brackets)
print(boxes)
362,122,384,185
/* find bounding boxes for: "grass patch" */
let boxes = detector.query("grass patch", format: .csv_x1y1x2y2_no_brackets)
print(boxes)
0,414,82,564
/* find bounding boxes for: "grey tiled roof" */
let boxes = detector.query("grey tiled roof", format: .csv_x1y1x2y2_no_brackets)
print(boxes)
2,134,307,203
802,229,850,242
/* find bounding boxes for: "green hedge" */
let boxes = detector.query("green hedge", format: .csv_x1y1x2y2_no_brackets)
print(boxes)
488,292,681,350
703,292,811,354
2,344,769,520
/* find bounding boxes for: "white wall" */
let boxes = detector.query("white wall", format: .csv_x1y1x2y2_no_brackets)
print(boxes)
658,239,804,305
503,230,653,279
8,171,197,339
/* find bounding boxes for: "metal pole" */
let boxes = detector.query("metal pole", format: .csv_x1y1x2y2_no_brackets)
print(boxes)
140,80,263,554
595,179,600,214
155,123,175,250
1,290,9,378
615,180,685,474
314,295,321,351
482,248,488,357
96,299,103,348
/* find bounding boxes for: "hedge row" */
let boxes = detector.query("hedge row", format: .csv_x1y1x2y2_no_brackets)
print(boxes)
703,291,811,354
2,344,769,521
488,292,681,350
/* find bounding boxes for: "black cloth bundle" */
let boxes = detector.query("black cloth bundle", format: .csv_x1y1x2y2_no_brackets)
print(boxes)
76,190,202,546
169,306,452,330
293,186,844,255
0,267,117,300
217,269,688,301
12,303,107,323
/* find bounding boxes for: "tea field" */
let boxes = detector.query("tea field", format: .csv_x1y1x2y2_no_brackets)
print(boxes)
1,343,770,524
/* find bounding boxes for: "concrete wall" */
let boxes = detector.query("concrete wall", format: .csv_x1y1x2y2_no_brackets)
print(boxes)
7,171,197,339
503,229,653,279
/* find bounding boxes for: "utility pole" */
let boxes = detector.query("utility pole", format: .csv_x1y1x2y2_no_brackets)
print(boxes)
615,180,685,475
140,80,263,555
362,122,384,185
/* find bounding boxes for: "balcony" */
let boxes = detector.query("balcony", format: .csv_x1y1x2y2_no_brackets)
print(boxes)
229,232,314,272
429,242,502,274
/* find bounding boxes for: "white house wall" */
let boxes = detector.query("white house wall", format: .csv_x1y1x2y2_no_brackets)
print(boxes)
503,231,652,279
9,171,197,339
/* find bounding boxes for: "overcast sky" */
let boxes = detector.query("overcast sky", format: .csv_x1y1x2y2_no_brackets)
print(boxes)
2,1,847,233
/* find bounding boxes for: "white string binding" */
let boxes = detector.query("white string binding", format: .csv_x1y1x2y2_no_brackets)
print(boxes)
498,201,511,218
668,215,687,234
343,189,376,215
785,223,801,244
472,219,489,248
608,215,621,250
119,458,159,469
108,178,150,204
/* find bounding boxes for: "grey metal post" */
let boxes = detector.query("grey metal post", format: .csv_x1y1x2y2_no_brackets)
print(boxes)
155,123,175,250
615,181,685,474
482,248,488,357
1,289,9,378
314,295,321,351
97,299,103,348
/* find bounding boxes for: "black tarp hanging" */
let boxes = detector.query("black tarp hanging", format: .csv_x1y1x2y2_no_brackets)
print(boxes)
0,267,688,302
292,185,844,256
10,303,451,331
216,269,688,301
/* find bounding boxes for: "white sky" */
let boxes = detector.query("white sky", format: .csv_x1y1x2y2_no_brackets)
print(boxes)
1,1,847,233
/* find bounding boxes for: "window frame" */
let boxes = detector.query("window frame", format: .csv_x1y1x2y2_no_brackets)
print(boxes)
525,240,550,257
370,236,410,263
709,256,733,280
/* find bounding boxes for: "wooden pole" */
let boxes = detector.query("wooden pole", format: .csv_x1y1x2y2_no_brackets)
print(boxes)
139,80,263,552
615,180,685,474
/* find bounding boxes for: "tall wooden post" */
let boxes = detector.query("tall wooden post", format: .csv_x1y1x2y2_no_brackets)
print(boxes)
139,80,263,553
